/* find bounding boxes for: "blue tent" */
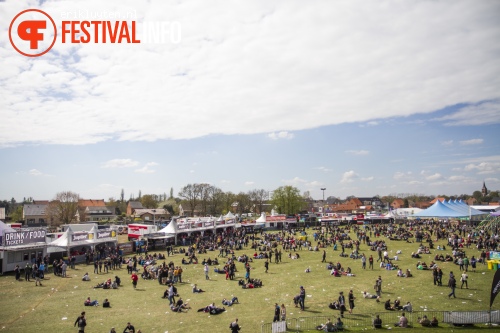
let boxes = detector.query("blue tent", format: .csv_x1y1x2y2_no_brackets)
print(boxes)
440,199,485,217
412,200,470,218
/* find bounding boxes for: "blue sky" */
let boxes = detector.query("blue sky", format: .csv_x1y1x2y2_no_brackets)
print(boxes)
1,0,499,202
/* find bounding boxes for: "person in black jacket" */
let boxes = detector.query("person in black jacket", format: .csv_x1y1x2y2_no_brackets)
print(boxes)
230,318,241,332
273,303,280,322
74,312,86,333
123,322,135,333
448,272,456,298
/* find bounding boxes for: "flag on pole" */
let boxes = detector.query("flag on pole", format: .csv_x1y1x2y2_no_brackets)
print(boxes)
490,268,500,308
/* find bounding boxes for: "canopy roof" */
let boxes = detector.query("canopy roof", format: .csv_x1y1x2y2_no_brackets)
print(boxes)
412,199,486,218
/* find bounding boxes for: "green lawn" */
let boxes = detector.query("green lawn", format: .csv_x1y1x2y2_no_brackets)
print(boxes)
0,228,499,332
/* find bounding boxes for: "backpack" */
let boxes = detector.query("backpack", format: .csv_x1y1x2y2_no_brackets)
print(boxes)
78,317,86,327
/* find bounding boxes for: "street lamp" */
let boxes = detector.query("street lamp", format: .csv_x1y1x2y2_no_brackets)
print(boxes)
320,188,326,201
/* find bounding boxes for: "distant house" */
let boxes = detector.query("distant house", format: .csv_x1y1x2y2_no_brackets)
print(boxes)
328,198,367,214
391,199,405,209
79,206,117,222
414,201,432,209
79,199,106,207
429,197,446,204
23,204,48,225
134,208,169,222
127,201,144,216
178,204,203,217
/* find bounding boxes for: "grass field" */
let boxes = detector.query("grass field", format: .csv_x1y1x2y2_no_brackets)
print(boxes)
0,228,499,333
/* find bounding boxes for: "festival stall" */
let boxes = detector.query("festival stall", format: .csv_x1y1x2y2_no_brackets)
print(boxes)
0,221,47,273
160,216,238,245
47,224,118,263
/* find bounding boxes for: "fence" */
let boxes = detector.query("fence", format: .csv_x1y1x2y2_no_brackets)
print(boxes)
261,311,500,332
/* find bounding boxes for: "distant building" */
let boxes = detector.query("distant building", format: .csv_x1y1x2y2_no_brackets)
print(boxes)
482,181,488,196
127,201,144,216
23,204,48,225
0,207,5,220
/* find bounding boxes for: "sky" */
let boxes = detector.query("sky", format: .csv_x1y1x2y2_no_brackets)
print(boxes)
1,0,499,202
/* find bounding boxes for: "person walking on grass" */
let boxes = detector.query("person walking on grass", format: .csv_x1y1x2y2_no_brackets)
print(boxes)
448,272,456,298
338,291,346,318
348,289,355,314
131,271,138,289
299,286,305,310
460,271,468,289
265,260,269,273
74,311,86,333
204,263,210,280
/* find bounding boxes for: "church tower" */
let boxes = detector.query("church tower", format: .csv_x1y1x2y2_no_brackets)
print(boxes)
482,181,488,196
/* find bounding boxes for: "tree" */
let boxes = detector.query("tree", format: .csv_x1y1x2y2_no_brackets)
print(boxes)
138,190,142,199
271,186,305,215
46,191,80,227
221,191,236,215
170,187,174,199
179,184,202,217
234,192,251,215
120,189,125,202
249,189,268,214
140,194,158,209
10,206,23,222
403,198,409,208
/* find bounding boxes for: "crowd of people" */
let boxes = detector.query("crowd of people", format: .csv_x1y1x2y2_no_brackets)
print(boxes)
10,220,497,332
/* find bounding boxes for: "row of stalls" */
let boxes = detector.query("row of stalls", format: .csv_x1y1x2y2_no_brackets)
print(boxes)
0,221,118,273
142,215,238,246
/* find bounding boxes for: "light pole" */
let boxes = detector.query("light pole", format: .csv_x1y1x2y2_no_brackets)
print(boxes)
320,188,326,201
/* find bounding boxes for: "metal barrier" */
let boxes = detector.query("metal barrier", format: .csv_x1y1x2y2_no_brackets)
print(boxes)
261,311,499,332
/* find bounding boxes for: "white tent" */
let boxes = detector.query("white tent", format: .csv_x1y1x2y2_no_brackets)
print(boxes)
224,211,235,219
256,213,266,223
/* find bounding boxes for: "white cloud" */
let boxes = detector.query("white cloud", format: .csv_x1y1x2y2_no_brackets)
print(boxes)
340,170,358,183
464,162,500,175
435,100,500,126
282,177,307,186
314,166,332,172
393,171,412,180
408,180,424,185
345,150,369,156
441,140,453,146
425,173,443,181
460,139,484,145
134,162,158,174
244,181,255,186
1,1,499,146
268,131,294,140
221,179,230,184
29,169,43,176
361,176,374,182
28,169,53,177
101,159,139,169
307,180,323,187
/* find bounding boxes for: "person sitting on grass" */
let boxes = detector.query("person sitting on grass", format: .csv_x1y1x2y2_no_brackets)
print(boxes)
84,297,99,306
82,272,90,281
419,315,431,327
103,298,111,308
384,299,394,310
222,297,239,306
373,314,382,329
316,318,335,332
192,284,205,293
175,298,191,311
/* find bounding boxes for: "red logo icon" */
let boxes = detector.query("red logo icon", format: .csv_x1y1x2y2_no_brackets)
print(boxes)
9,9,57,57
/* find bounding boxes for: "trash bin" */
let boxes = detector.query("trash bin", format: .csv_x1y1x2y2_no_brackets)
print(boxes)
493,263,498,271
488,261,493,270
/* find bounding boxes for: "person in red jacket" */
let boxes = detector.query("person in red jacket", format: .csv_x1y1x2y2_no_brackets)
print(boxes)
131,272,138,289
